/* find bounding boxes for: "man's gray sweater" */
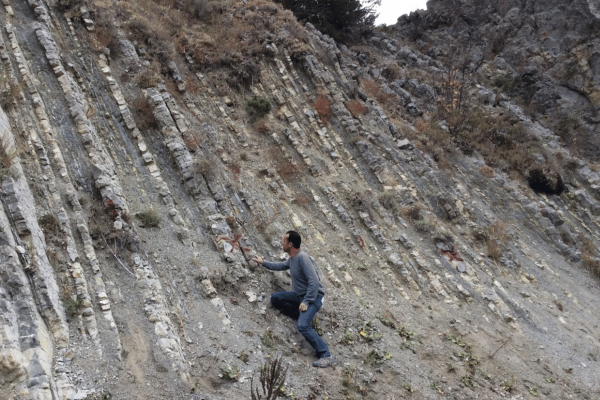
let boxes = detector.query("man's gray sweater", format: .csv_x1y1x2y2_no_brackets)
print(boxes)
262,250,325,305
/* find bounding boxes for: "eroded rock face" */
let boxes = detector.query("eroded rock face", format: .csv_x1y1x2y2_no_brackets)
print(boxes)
0,0,600,399
395,0,600,159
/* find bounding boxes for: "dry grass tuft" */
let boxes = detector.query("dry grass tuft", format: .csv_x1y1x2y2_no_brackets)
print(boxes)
480,165,494,178
137,69,162,89
136,209,161,228
486,221,509,261
579,234,600,277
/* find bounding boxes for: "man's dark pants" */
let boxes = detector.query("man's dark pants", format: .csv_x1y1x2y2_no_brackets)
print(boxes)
270,291,331,359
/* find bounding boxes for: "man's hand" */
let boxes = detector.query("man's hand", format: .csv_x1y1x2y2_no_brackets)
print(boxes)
252,255,264,264
299,303,308,312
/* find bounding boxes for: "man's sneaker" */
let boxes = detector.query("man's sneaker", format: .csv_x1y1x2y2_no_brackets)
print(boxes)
312,356,336,368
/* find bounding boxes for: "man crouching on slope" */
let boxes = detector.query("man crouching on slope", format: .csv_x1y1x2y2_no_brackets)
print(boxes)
252,231,336,368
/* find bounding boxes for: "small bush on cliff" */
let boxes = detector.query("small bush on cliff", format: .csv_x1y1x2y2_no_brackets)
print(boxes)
245,97,272,118
0,84,19,111
137,70,161,89
0,138,18,179
136,209,161,228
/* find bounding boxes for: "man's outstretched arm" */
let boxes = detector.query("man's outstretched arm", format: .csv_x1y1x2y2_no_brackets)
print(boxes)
252,255,290,271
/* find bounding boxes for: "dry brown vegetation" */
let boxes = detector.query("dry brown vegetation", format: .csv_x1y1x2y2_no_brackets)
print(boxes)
132,97,158,130
480,165,494,178
347,99,367,117
401,203,424,221
579,234,600,277
253,119,271,134
313,95,332,123
137,70,161,89
382,62,402,81
78,0,313,92
183,132,203,152
277,160,301,182
360,78,396,104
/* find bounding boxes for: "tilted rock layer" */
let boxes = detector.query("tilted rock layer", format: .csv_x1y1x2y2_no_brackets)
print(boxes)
0,0,599,399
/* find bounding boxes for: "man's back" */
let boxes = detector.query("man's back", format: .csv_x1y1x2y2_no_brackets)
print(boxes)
262,250,325,305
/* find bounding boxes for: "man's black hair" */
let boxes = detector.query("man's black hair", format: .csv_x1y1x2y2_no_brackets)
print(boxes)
286,230,301,249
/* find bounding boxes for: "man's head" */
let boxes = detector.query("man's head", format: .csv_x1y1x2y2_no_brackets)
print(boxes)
281,230,301,254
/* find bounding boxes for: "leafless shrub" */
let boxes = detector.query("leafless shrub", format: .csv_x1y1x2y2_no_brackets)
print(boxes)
294,194,312,206
253,119,271,134
401,204,423,221
414,215,435,232
382,62,402,81
195,158,217,180
132,96,158,130
39,214,62,237
104,229,141,252
250,356,288,400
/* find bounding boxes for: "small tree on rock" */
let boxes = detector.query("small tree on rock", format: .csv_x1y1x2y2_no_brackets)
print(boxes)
274,0,380,42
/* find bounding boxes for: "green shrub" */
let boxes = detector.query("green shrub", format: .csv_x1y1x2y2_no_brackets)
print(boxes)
219,365,239,381
245,97,272,118
64,297,84,318
136,209,161,228
378,191,398,214
275,0,379,42
261,329,276,348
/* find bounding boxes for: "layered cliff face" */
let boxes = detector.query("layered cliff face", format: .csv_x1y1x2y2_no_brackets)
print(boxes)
395,0,600,159
0,0,599,399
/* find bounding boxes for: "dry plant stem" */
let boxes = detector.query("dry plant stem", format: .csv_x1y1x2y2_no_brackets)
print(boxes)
251,356,288,400
99,230,135,277
489,340,509,359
